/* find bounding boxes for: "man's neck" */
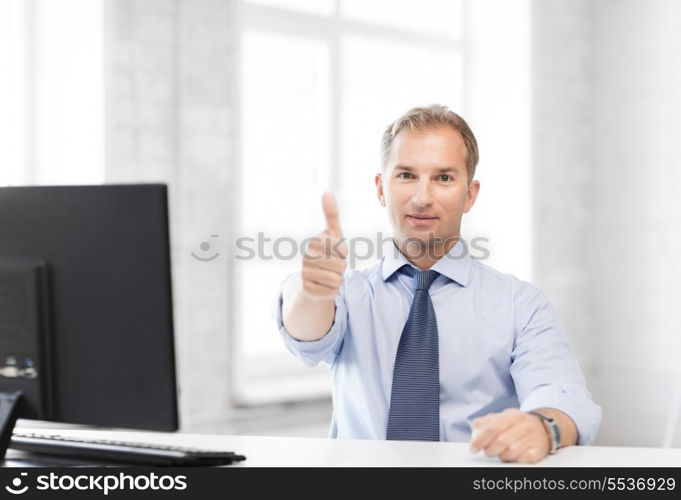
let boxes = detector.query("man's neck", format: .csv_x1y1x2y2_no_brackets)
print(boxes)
394,236,459,271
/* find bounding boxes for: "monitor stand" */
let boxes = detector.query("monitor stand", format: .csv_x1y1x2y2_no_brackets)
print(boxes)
0,391,22,459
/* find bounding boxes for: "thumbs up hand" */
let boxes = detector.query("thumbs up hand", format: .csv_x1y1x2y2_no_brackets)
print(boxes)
322,191,343,238
301,192,348,301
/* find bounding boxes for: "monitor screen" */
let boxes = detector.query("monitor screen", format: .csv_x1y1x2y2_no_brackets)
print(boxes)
0,184,178,433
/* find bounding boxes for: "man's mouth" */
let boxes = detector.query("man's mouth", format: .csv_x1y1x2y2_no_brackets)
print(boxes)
406,214,438,220
406,214,439,226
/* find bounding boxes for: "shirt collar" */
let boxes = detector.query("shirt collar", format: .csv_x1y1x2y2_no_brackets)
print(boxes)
380,238,472,286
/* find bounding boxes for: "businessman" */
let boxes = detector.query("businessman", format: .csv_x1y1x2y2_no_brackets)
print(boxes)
274,104,601,463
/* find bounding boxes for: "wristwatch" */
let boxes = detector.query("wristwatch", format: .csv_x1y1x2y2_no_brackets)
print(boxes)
527,411,562,454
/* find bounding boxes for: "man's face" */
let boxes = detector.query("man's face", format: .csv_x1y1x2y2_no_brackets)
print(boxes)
375,127,480,249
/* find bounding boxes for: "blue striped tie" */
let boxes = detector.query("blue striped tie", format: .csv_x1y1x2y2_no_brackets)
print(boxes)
386,265,441,441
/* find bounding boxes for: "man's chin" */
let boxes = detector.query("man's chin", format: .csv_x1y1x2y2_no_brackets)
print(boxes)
401,232,441,248
398,230,459,248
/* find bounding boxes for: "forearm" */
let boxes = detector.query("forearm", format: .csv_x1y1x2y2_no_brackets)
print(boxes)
282,273,336,341
531,407,578,447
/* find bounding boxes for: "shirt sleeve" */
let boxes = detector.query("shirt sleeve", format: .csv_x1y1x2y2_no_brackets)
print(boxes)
271,270,349,367
509,280,602,445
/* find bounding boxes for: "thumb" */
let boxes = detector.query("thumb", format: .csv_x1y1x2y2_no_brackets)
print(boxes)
322,192,343,237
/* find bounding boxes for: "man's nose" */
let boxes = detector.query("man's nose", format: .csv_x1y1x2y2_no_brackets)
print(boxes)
411,179,433,208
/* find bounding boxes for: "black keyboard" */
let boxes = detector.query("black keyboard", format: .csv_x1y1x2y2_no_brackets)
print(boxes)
10,431,246,466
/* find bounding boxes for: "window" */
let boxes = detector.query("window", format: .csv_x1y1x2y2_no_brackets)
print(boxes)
0,0,104,187
0,0,29,186
235,0,465,404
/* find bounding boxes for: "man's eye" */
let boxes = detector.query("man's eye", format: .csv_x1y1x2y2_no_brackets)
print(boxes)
398,172,413,179
439,174,452,182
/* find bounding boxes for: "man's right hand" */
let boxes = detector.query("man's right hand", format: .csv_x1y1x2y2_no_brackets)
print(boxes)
301,192,348,301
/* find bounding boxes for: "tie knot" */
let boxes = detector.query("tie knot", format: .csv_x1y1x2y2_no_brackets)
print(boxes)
400,265,439,291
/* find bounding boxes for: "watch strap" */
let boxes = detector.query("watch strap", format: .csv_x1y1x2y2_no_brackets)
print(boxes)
527,411,561,454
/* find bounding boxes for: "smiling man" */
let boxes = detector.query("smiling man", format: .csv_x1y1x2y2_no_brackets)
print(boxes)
274,104,601,463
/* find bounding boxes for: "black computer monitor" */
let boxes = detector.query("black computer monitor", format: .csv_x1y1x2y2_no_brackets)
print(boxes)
0,184,178,458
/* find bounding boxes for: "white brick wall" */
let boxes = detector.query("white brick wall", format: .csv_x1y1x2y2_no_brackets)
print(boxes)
106,0,238,432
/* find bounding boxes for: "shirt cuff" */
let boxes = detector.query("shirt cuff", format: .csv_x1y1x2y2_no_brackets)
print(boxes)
519,384,602,446
272,273,347,367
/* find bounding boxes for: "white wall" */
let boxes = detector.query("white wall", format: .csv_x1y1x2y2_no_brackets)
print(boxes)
589,0,681,447
531,0,596,406
533,0,681,447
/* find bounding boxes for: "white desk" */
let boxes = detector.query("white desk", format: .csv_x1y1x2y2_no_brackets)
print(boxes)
5,427,681,467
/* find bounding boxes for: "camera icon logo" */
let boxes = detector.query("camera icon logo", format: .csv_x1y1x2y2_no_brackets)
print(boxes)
191,234,220,262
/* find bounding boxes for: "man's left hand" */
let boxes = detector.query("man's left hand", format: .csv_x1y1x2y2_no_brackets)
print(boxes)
469,408,550,463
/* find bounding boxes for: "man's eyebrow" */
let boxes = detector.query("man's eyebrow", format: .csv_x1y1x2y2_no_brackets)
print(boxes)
394,165,462,174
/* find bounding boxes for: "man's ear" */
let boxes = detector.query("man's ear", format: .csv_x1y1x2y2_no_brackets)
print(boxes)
463,180,480,213
375,172,386,207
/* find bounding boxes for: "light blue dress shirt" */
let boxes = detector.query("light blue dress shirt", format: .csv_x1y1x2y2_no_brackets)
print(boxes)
273,239,601,445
